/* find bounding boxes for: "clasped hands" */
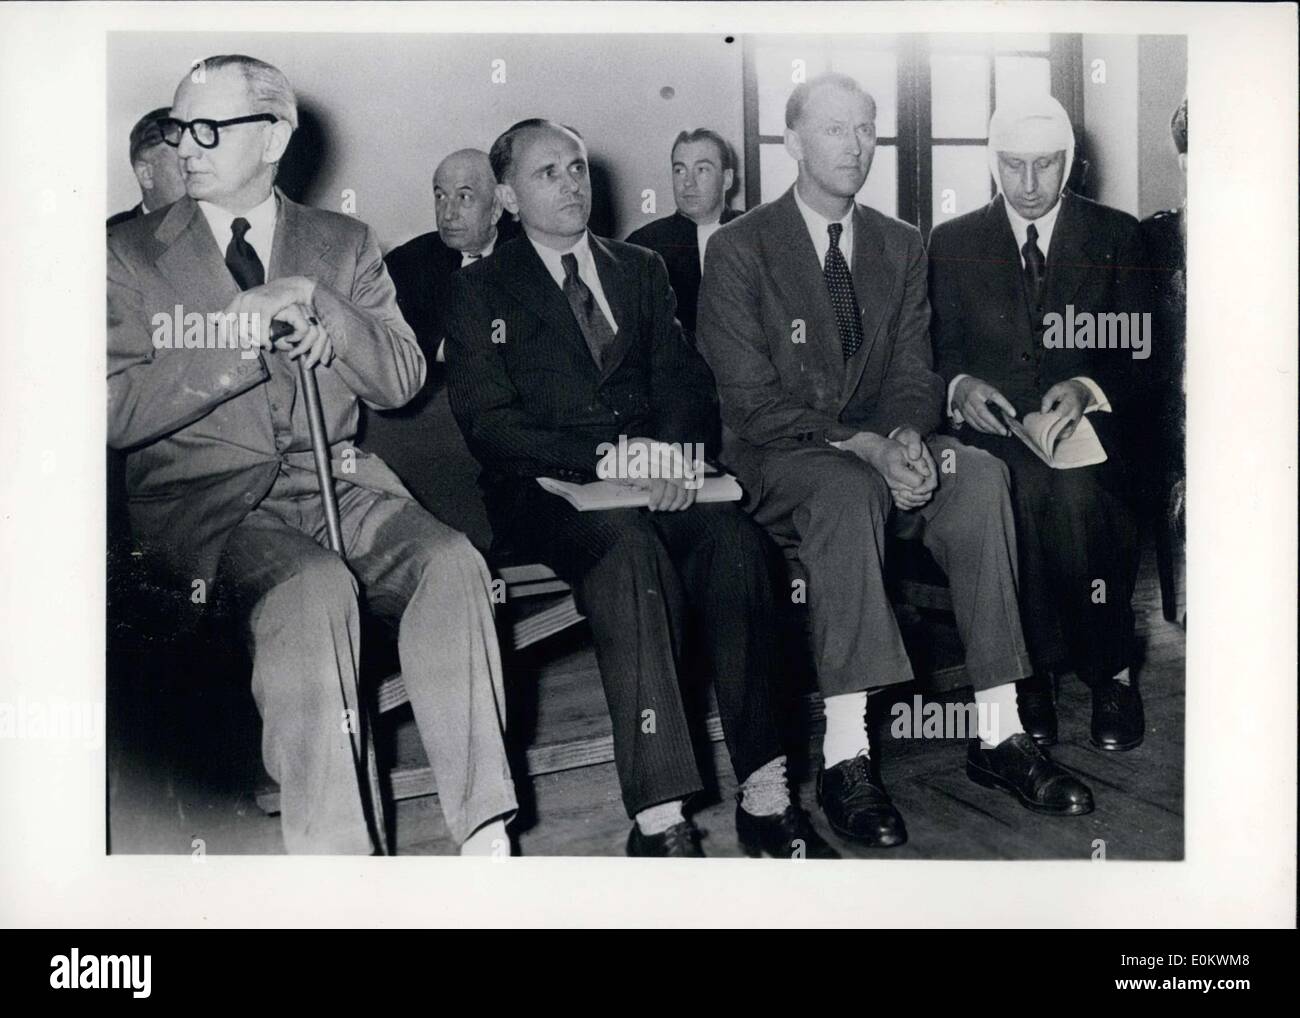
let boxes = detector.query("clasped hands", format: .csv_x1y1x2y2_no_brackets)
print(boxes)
220,275,334,369
833,427,938,511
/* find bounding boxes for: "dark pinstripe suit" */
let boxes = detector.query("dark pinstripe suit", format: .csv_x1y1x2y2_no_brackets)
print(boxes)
444,233,784,817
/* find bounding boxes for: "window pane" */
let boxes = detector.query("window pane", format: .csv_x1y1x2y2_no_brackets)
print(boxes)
930,53,990,138
759,143,798,204
994,55,1051,103
928,33,993,53
858,144,897,218
931,145,992,227
995,33,1051,52
830,48,898,137
755,44,828,136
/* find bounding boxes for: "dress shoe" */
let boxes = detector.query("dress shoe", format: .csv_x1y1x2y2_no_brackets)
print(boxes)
966,733,1094,815
1015,674,1058,746
816,754,908,848
626,820,705,858
1091,679,1144,751
736,803,841,859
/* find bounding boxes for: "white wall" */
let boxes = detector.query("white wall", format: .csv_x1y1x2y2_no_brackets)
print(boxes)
1082,35,1140,216
107,33,744,248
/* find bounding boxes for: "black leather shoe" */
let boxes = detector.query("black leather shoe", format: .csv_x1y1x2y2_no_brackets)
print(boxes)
1091,679,1144,751
736,803,841,859
1015,674,1058,746
816,754,908,848
966,733,1094,815
626,820,705,858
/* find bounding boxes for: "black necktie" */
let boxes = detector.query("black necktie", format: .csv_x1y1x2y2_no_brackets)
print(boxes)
824,222,864,360
225,217,264,291
561,252,615,368
1022,222,1046,306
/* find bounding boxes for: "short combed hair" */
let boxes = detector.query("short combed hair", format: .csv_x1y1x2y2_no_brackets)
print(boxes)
128,107,171,164
671,128,735,174
489,118,584,183
1170,97,1187,156
198,54,299,129
785,71,876,129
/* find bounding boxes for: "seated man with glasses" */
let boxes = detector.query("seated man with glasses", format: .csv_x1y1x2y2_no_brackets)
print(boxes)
107,54,517,855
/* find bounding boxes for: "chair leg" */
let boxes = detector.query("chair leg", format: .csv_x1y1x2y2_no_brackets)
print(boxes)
1154,519,1179,623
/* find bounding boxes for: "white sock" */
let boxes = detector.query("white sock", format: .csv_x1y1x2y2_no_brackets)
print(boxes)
1113,667,1132,687
976,682,1025,748
635,800,685,836
821,691,870,767
459,818,509,857
740,755,791,817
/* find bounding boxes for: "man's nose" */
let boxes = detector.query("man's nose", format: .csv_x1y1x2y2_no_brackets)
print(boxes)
1024,165,1039,194
176,132,200,159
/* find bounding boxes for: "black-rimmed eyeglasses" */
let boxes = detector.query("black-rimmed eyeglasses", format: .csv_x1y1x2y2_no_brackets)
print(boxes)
159,114,278,149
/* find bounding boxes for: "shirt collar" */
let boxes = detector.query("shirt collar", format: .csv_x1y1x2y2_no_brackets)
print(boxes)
197,191,278,261
1003,192,1064,258
459,230,497,265
792,182,855,262
528,230,592,288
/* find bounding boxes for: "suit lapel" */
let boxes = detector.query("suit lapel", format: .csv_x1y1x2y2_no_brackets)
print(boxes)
590,234,639,382
986,195,1033,334
498,235,596,367
1043,192,1104,311
840,204,894,405
152,197,242,312
767,189,845,390
267,189,336,283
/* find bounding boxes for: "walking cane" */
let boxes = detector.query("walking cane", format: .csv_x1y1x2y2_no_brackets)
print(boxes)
275,319,391,854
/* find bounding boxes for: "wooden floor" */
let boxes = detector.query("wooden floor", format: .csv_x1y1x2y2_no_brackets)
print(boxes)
108,540,1184,860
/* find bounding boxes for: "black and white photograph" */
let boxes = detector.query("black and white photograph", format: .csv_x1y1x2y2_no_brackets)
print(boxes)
1,0,1295,939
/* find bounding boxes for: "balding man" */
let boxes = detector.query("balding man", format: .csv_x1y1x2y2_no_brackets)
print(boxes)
699,73,1093,850
107,107,186,228
929,95,1147,754
368,149,520,516
384,149,521,367
107,56,516,855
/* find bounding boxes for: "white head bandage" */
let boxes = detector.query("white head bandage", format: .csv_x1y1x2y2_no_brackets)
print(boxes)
986,94,1075,196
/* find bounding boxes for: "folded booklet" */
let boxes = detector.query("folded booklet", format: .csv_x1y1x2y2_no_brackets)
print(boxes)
995,407,1108,469
536,473,744,511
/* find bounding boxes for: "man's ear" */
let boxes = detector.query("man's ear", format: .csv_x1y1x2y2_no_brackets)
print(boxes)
1177,152,1187,175
263,120,294,165
722,167,735,198
489,191,504,226
783,128,803,165
495,181,518,217
133,159,154,193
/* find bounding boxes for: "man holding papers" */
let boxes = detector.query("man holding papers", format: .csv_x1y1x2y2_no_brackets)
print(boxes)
928,95,1147,752
445,118,835,859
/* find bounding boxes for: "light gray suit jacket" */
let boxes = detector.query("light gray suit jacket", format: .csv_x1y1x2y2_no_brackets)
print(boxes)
107,189,424,585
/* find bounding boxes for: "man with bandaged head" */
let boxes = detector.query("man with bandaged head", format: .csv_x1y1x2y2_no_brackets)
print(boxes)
928,93,1147,753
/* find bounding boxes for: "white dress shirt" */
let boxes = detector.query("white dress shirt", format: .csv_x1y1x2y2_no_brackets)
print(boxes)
459,231,497,268
695,219,724,271
529,231,618,334
947,193,1108,422
198,192,278,271
792,183,855,270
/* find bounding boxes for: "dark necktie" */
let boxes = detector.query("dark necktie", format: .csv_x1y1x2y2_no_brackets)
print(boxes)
1022,222,1046,307
824,222,864,360
225,217,264,291
561,252,615,368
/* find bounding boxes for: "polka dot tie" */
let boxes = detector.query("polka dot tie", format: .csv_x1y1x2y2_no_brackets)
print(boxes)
824,222,863,360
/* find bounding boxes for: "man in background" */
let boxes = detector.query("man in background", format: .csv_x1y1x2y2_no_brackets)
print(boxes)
626,128,742,344
107,107,186,227
928,95,1147,752
365,149,518,518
